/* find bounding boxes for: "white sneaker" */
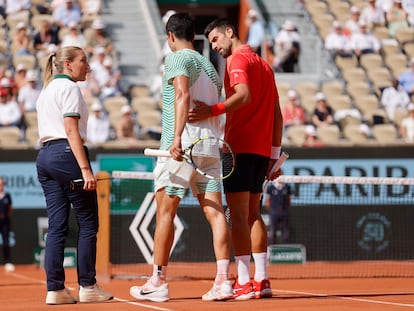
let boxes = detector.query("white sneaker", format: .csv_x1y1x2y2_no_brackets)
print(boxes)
4,263,15,272
78,284,113,303
46,288,77,305
130,279,169,302
202,280,233,301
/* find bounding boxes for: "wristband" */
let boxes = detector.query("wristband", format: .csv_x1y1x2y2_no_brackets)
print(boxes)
211,102,226,116
80,166,89,170
270,146,281,160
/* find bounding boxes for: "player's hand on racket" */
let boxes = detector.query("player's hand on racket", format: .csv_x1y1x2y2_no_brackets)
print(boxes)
144,136,235,181
188,100,210,122
170,137,184,161
266,152,289,181
267,159,283,181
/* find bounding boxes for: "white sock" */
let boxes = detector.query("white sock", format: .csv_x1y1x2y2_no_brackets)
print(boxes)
151,265,167,286
215,259,230,284
235,255,251,285
252,252,268,281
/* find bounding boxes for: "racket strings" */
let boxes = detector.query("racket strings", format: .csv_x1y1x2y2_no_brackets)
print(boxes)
190,137,235,180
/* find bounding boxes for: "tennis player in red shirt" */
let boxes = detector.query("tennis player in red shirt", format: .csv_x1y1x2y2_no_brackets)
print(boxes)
189,18,283,300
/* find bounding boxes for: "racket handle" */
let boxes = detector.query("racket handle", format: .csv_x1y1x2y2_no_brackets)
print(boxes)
144,148,171,157
269,151,289,175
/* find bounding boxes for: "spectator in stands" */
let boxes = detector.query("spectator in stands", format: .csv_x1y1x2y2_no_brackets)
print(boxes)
13,63,28,91
324,20,353,60
99,58,121,100
79,0,102,18
77,71,100,100
11,22,33,57
0,88,22,129
17,70,40,139
360,0,386,30
398,57,414,95
344,6,362,36
0,2,5,19
1,77,17,100
33,19,60,59
350,20,381,61
245,9,265,56
402,0,414,25
87,101,110,145
303,124,324,147
400,102,414,141
381,78,410,120
311,92,334,128
5,0,31,19
377,0,395,13
273,20,301,72
0,67,7,83
386,0,409,37
18,70,40,114
49,0,66,12
85,19,114,58
61,21,87,49
52,0,82,29
116,104,138,143
89,46,114,99
282,89,307,130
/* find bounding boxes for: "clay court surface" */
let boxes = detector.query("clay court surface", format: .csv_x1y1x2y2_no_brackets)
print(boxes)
1,264,414,311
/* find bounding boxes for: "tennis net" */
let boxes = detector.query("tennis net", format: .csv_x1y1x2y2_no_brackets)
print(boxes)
108,171,414,279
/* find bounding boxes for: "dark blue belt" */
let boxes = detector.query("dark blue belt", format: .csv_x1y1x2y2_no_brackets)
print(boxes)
42,139,68,146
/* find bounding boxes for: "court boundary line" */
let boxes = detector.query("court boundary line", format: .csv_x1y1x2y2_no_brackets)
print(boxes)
114,297,174,311
275,289,414,308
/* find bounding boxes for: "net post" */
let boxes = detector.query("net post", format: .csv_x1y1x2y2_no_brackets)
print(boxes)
96,170,111,281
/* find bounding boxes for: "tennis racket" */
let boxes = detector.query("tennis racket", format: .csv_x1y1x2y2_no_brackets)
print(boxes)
261,151,289,203
144,136,235,181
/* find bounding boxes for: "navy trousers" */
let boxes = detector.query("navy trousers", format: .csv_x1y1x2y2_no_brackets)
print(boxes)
36,140,98,291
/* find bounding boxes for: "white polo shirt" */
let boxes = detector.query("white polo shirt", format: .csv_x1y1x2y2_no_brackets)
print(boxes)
36,74,88,144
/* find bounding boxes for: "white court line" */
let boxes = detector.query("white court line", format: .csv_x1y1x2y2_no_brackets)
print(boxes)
274,289,414,308
114,297,174,311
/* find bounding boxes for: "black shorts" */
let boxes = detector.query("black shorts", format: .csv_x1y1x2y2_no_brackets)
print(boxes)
223,153,269,193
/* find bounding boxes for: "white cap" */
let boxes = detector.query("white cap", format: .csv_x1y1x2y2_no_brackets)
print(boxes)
68,21,78,29
408,103,414,111
333,20,341,28
16,63,27,72
315,92,326,101
25,70,38,82
247,9,258,18
287,89,297,98
305,125,317,136
94,46,106,55
0,77,11,88
91,102,103,111
121,105,132,114
350,6,360,13
47,44,58,54
92,19,105,29
103,58,112,67
16,21,27,30
359,20,367,27
282,20,295,31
